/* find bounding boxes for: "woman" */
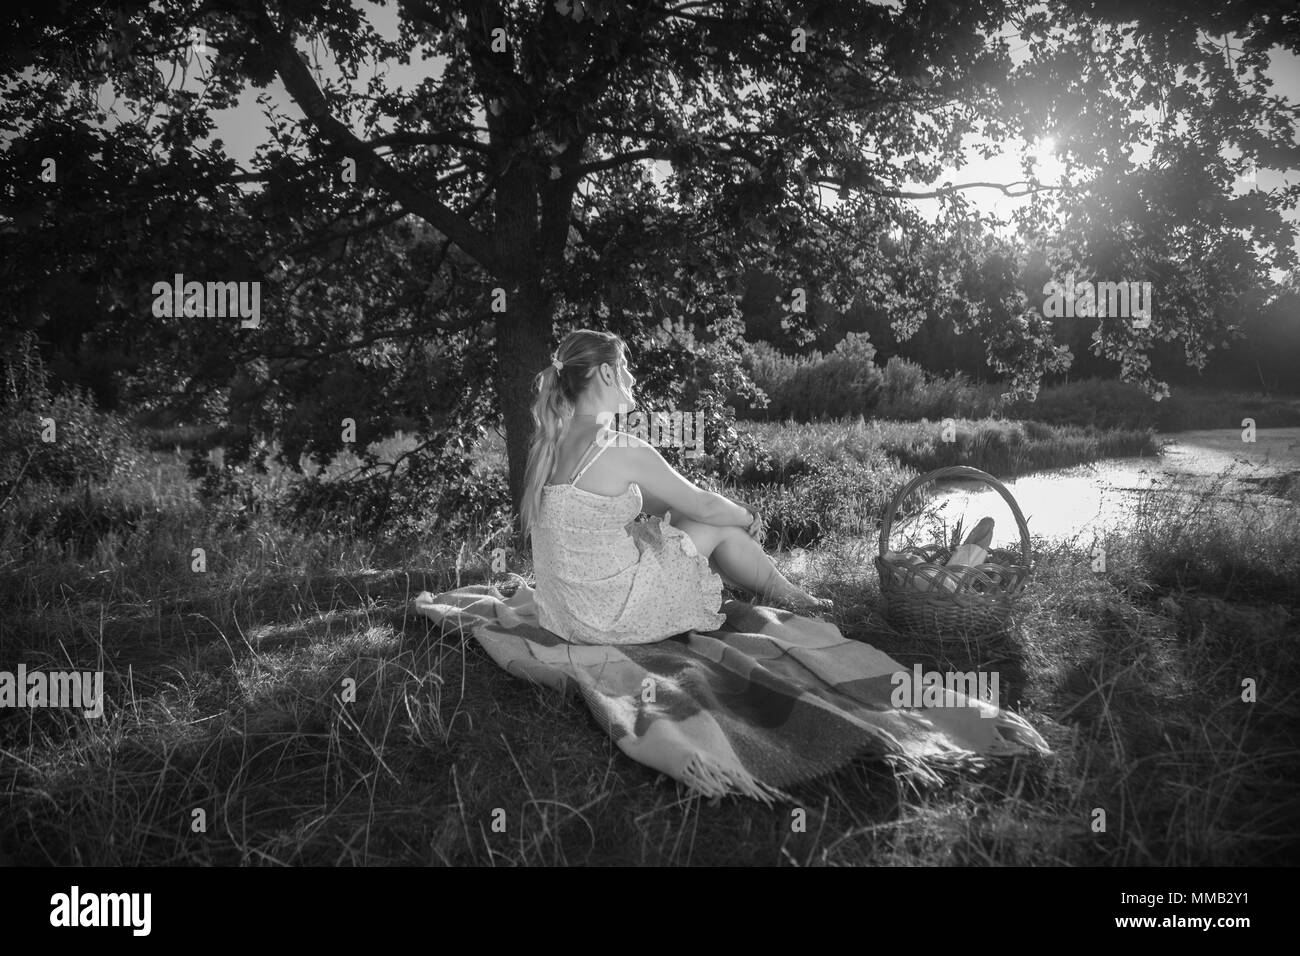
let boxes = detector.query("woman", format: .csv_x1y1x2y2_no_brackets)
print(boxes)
521,329,831,645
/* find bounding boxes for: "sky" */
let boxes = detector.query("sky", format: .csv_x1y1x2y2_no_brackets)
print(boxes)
171,4,1300,276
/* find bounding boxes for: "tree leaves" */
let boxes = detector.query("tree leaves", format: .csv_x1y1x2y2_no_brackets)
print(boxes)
1,0,1296,515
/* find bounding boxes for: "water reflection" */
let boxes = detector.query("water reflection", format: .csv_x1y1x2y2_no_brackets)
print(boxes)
890,429,1300,550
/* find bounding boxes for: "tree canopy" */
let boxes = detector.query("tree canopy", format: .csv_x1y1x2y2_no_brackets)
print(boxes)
3,0,1297,518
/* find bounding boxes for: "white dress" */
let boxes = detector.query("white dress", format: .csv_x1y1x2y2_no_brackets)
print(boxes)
531,430,727,644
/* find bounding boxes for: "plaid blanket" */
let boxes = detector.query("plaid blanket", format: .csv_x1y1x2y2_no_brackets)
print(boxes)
412,582,1052,804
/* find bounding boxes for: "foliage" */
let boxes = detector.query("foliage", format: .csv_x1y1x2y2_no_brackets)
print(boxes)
0,333,139,502
737,333,884,420
4,1,1294,516
876,357,1001,420
273,441,513,545
1009,379,1300,431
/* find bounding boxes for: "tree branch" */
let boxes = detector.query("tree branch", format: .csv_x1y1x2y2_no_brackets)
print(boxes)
280,207,410,258
365,131,490,154
246,1,511,278
575,148,664,175
816,178,1068,199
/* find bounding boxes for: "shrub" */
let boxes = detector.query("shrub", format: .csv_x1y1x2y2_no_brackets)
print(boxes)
0,334,140,502
1152,389,1300,431
738,333,883,421
185,445,277,532
876,357,1001,420
877,355,928,412
1006,378,1157,430
1004,379,1300,431
273,448,513,545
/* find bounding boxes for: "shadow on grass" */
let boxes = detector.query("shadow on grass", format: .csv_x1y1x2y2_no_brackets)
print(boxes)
1,559,1058,866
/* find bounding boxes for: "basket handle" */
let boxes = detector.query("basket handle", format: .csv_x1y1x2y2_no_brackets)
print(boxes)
877,465,1032,569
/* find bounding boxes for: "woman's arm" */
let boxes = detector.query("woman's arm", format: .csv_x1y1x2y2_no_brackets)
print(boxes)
620,439,753,527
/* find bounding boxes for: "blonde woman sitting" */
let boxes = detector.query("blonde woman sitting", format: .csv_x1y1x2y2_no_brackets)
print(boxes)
521,329,830,645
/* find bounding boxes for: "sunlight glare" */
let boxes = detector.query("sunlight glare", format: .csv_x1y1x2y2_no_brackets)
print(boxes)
1032,136,1056,168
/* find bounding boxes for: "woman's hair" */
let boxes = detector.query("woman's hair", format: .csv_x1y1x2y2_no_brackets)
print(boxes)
521,328,627,540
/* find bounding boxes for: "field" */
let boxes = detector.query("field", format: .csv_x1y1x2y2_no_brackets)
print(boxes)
1,417,1298,865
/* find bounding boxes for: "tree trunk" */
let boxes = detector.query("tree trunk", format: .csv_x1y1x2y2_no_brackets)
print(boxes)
491,156,557,523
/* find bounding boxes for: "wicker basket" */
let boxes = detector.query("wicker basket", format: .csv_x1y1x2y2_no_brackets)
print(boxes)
874,465,1032,641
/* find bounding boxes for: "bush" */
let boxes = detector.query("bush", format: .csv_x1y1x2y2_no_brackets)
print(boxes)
876,357,1001,420
1152,389,1300,431
744,335,1300,432
0,334,140,501
1004,379,1300,431
876,355,927,411
738,342,1004,424
738,333,883,421
185,445,277,532
1006,379,1157,430
273,449,513,545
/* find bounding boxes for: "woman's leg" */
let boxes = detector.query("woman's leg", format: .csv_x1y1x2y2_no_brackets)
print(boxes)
664,513,750,592
671,517,824,607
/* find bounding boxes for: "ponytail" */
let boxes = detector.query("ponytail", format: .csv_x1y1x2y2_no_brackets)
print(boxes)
520,328,627,540
521,364,571,540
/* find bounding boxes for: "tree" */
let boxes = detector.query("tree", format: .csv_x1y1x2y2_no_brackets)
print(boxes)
2,0,1297,514
1010,1,1299,395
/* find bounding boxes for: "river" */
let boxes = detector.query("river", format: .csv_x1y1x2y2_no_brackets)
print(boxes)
896,428,1300,551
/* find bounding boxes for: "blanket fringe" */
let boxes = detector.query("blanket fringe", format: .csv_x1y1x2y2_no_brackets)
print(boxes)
681,751,788,806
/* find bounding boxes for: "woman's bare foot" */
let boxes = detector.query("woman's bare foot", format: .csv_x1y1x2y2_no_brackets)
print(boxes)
763,588,833,613
792,594,833,612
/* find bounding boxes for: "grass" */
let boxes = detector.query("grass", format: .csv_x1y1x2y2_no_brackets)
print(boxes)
1,423,1297,866
732,417,1158,482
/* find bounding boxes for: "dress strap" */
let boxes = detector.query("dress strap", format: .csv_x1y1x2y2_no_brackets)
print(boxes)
569,427,612,484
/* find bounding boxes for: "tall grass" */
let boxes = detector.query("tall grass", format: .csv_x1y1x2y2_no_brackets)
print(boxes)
876,418,1159,475
732,417,1158,484
3,443,1296,865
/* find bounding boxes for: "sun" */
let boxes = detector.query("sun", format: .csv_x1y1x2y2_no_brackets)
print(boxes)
1023,136,1065,187
1030,136,1057,168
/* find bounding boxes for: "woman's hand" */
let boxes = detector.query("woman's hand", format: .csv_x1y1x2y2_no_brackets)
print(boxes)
738,502,766,542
